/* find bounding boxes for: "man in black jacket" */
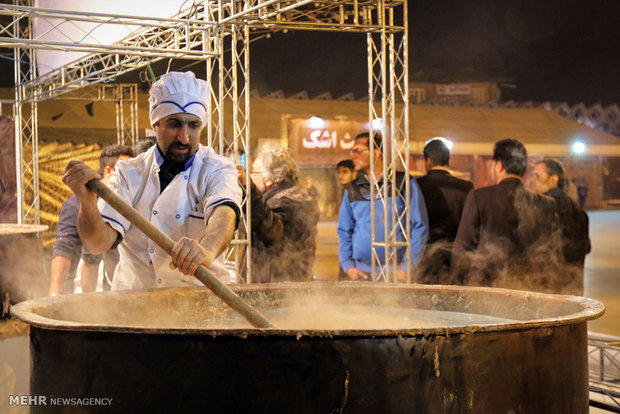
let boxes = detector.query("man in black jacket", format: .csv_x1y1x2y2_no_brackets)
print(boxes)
530,159,590,294
451,139,564,293
416,138,473,284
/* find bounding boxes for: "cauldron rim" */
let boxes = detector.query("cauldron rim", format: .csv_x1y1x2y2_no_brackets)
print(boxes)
0,223,48,235
11,282,605,337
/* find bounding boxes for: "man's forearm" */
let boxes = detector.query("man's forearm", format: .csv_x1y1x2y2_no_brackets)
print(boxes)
80,261,99,293
49,255,72,295
77,200,118,255
201,205,236,258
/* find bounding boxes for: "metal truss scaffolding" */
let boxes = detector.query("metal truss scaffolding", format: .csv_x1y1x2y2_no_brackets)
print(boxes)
1,0,408,283
589,334,620,411
12,0,39,223
109,84,139,148
367,2,409,282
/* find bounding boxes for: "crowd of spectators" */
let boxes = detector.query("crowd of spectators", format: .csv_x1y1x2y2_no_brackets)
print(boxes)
51,70,591,296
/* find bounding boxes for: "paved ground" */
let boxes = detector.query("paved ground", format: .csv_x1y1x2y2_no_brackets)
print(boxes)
584,212,620,412
584,210,620,336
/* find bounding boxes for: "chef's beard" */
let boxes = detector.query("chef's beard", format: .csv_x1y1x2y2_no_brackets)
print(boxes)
165,142,195,163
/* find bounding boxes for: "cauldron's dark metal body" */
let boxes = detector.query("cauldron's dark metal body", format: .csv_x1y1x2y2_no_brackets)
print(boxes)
12,282,604,413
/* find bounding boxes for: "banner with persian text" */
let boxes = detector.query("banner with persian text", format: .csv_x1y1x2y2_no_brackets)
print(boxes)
287,117,369,165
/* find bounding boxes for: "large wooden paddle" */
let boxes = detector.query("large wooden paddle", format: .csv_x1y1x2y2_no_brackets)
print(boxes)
86,179,273,328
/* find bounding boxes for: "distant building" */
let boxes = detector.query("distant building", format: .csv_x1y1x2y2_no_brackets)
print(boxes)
10,86,618,221
409,81,501,105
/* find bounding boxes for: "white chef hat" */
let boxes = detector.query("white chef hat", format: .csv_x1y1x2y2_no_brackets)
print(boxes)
148,71,209,126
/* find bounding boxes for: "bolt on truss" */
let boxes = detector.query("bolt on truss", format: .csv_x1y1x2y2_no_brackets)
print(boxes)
4,0,409,284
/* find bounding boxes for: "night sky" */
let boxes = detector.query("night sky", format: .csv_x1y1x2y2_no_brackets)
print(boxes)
1,0,618,106
248,0,619,106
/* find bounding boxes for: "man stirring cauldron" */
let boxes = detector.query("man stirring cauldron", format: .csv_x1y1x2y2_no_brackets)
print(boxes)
62,71,242,290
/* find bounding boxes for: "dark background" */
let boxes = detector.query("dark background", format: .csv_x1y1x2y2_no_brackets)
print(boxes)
1,0,618,106
249,0,619,105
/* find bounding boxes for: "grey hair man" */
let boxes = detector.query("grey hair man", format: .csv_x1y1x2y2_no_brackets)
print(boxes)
530,158,590,294
62,71,242,290
238,144,320,283
134,136,157,155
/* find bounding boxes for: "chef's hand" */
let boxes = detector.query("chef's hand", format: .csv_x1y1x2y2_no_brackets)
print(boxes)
345,267,369,281
170,237,216,275
396,268,408,282
62,160,101,204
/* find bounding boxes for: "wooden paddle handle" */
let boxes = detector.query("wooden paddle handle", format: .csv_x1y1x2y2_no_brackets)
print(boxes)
86,179,272,328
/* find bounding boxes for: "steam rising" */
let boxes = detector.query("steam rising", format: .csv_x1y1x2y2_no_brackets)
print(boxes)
18,283,526,331
243,179,320,284
429,185,582,295
0,226,48,319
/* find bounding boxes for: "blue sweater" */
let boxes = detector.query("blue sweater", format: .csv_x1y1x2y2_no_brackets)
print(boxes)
338,172,429,274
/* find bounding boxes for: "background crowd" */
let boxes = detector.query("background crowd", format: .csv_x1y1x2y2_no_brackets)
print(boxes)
51,70,591,297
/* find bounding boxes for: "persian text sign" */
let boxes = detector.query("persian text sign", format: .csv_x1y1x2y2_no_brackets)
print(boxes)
288,118,368,165
436,84,471,96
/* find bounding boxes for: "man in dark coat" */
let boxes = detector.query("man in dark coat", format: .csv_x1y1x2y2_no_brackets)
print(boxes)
530,159,590,294
451,139,564,293
239,145,320,283
416,138,473,284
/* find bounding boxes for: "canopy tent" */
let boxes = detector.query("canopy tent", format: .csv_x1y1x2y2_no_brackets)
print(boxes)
32,1,186,75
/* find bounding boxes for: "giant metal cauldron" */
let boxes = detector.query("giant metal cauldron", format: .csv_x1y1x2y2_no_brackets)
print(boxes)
12,282,604,413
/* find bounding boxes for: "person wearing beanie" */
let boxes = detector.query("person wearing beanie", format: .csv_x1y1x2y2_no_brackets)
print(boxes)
62,71,242,290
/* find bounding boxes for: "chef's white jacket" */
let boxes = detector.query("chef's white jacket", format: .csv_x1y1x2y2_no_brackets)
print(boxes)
98,144,242,290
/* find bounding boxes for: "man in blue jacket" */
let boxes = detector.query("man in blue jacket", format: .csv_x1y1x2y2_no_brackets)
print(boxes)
338,132,429,281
